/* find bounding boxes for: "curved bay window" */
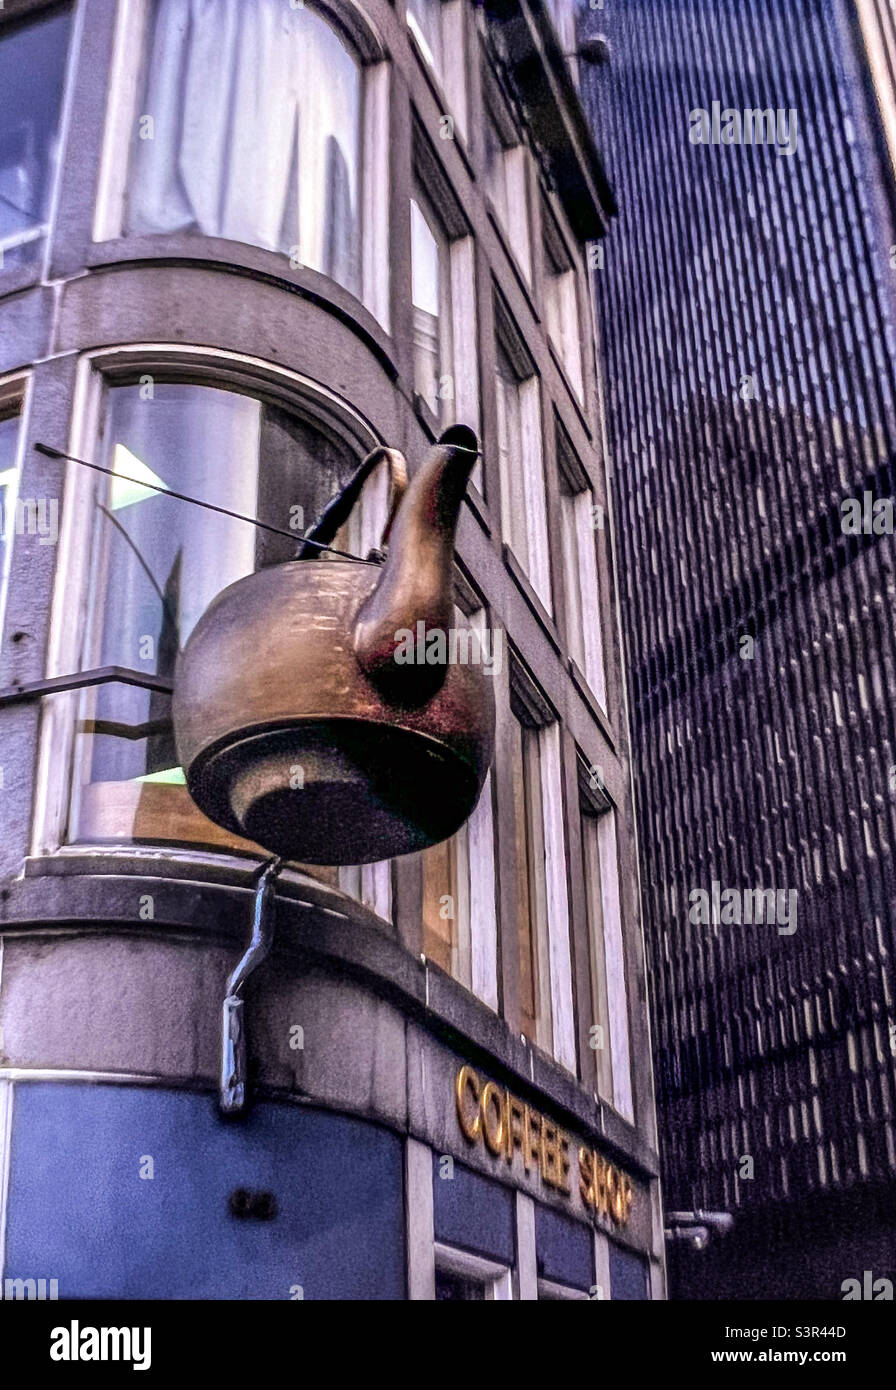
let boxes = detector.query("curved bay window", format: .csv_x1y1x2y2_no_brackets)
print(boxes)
121,0,366,300
65,377,364,853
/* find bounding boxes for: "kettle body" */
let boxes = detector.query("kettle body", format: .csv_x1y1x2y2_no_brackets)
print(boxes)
172,427,495,863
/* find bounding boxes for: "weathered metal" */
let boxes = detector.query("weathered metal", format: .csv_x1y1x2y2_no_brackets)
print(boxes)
172,426,495,863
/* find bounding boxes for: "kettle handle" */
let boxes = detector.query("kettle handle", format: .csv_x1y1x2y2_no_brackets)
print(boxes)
296,446,407,560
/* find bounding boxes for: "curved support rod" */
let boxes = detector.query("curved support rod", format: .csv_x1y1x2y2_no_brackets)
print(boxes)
297,447,407,560
220,855,282,1116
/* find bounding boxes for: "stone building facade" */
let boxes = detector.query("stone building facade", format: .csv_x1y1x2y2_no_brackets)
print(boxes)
0,0,662,1299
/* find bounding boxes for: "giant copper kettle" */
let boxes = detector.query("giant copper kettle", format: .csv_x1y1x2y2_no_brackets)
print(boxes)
172,426,495,863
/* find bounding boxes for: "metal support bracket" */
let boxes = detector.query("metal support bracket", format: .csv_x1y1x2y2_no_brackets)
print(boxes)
220,855,282,1116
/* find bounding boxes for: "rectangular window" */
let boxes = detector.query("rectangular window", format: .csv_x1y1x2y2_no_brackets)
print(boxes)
495,315,551,611
0,400,23,630
111,0,391,321
581,801,633,1119
510,683,575,1070
338,861,393,923
543,220,584,399
411,196,451,420
434,1244,512,1300
421,610,498,1005
558,427,606,708
484,97,531,281
411,188,479,446
407,0,444,76
0,4,72,271
407,0,468,136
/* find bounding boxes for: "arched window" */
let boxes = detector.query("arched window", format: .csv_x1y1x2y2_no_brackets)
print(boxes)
62,374,378,855
125,0,363,297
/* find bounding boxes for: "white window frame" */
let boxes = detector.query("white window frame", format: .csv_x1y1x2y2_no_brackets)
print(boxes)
411,129,480,438
420,609,498,1009
433,1242,513,1300
406,0,468,141
540,722,576,1071
93,0,392,330
510,674,576,1073
537,1277,591,1300
597,809,633,1120
338,861,393,923
31,344,382,861
581,798,633,1121
483,84,531,283
495,309,551,612
410,191,454,423
557,428,607,709
0,373,30,637
543,212,584,401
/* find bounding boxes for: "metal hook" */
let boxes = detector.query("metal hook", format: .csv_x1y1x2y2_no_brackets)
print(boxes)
219,855,282,1116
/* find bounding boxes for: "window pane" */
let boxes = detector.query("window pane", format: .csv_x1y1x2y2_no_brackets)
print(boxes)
511,716,551,1046
435,1269,486,1300
422,833,457,973
484,114,507,226
597,811,633,1120
68,380,356,849
407,0,443,76
546,264,583,398
582,812,613,1101
561,486,605,704
0,410,22,628
127,0,361,297
411,198,441,416
0,6,71,269
496,343,527,565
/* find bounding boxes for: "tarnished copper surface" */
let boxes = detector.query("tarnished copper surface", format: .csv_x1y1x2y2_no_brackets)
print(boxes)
173,427,495,863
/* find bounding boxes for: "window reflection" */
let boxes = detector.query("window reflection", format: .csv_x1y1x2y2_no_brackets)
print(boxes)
0,5,71,270
127,0,362,296
407,0,443,76
411,197,446,418
69,381,358,847
0,408,22,629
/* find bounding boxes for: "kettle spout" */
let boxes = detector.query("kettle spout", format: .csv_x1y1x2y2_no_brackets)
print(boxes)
353,425,478,706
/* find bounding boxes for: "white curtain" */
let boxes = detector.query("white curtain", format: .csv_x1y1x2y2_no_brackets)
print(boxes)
129,0,361,294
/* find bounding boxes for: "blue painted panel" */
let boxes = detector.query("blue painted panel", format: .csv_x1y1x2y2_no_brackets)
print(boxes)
609,1239,649,1301
4,1081,405,1300
534,1204,593,1291
431,1154,515,1265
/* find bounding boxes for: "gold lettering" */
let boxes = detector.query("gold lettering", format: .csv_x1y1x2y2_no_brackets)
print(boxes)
606,1163,619,1220
456,1065,481,1142
615,1174,634,1226
454,1069,633,1224
481,1081,505,1156
578,1145,594,1207
525,1109,542,1173
540,1121,560,1188
507,1094,526,1163
594,1154,608,1216
556,1130,571,1195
